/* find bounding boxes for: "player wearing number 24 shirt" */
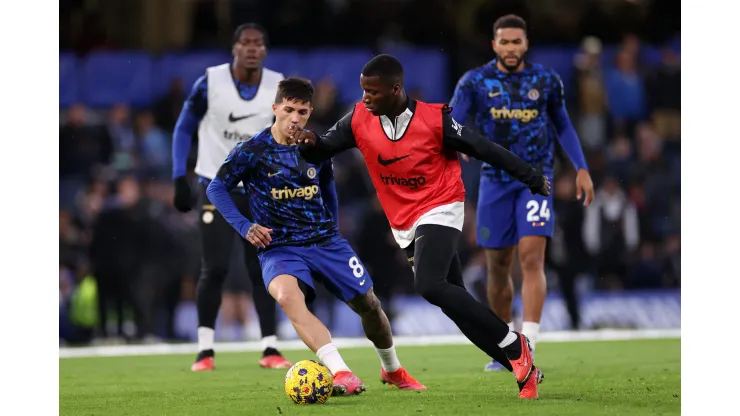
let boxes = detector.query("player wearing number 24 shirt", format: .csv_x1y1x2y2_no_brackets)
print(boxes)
448,15,595,372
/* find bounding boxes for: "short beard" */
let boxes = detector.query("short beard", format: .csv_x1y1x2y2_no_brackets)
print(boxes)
496,54,524,72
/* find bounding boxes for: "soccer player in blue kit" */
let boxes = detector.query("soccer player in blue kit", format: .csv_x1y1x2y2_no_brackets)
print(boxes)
449,15,595,371
206,77,426,395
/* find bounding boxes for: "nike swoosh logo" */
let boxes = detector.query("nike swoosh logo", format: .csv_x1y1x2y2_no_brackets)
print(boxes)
489,92,501,98
267,172,278,177
377,154,411,166
228,113,257,122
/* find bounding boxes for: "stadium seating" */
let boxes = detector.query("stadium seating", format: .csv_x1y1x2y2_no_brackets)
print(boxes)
59,46,678,109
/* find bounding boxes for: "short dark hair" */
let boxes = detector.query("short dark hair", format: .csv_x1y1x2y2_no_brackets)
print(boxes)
493,14,527,37
232,22,269,46
275,77,314,105
362,54,404,86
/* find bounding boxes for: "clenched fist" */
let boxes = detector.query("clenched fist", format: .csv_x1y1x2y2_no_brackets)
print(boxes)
287,124,317,146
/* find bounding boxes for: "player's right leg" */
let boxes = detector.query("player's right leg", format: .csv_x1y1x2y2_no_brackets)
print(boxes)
191,183,236,371
346,289,426,391
260,246,365,396
514,184,556,354
410,224,540,399
476,179,519,371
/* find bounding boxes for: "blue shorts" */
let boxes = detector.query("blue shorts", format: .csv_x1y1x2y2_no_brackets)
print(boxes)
258,237,373,303
476,176,555,249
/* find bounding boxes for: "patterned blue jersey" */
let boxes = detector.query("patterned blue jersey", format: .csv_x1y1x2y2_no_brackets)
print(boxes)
209,128,339,248
450,60,571,182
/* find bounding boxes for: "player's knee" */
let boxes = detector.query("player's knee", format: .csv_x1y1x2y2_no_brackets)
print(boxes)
273,288,305,312
200,265,229,286
414,276,446,305
485,249,515,284
348,291,381,316
519,251,545,275
487,266,511,286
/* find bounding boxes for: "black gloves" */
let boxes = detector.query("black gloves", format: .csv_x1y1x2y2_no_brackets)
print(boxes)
173,176,194,212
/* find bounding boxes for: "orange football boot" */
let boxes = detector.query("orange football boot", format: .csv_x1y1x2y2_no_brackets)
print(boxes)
381,367,427,390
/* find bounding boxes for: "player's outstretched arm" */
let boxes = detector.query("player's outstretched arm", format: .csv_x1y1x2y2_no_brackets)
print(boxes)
172,74,209,212
441,110,550,196
294,110,358,163
206,142,259,239
546,70,594,206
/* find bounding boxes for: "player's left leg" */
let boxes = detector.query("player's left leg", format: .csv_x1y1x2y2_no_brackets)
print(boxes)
515,185,556,353
261,246,365,396
308,239,425,391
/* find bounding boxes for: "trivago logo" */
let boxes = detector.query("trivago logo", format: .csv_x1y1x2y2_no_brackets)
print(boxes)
223,130,252,141
489,107,539,122
270,185,320,200
379,174,427,190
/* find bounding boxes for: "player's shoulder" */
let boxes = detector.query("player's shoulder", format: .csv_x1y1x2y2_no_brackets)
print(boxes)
202,63,231,81
262,66,285,84
190,63,230,90
457,62,493,85
246,128,274,148
414,99,446,113
528,62,562,82
206,63,231,73
233,129,272,154
187,73,208,94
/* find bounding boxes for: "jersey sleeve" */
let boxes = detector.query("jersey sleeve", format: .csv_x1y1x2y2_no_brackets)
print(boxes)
448,70,478,124
318,160,339,220
206,142,260,237
545,70,588,171
214,142,259,189
441,108,536,183
299,109,358,163
172,74,208,179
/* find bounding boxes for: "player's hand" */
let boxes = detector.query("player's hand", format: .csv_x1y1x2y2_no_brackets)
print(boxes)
576,169,595,206
173,176,194,213
287,124,317,146
246,223,273,248
527,171,551,197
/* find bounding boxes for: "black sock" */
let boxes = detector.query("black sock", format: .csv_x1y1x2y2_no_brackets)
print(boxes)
440,307,513,371
196,349,215,361
263,347,281,357
503,333,523,360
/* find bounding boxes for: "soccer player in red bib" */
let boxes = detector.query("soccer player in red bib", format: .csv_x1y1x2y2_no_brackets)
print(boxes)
291,54,549,399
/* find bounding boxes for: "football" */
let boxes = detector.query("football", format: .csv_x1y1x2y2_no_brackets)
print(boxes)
284,359,334,404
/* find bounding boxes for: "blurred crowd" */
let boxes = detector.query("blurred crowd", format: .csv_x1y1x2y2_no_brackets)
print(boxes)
59,0,680,344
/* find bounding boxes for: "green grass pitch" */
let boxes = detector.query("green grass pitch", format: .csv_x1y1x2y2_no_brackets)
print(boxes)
60,338,680,416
